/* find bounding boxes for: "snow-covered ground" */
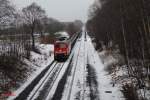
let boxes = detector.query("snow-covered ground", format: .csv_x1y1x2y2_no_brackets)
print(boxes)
87,36,125,100
98,46,150,100
7,33,126,100
7,44,54,100
61,33,125,100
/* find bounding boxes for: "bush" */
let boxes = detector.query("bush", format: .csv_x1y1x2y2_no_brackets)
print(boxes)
0,54,28,87
122,83,140,100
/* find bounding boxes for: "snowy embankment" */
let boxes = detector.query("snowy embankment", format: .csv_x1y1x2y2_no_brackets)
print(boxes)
98,48,150,100
60,33,125,100
87,36,125,100
7,44,54,100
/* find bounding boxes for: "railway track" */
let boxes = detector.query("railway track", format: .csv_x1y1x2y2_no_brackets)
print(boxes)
57,32,86,100
12,32,82,100
67,38,82,100
13,56,75,100
27,36,79,100
82,32,87,100
27,62,57,100
30,33,86,100
14,61,55,100
47,34,84,100
27,62,65,100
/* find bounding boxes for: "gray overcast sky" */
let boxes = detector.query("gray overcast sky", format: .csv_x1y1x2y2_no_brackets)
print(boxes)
12,0,94,22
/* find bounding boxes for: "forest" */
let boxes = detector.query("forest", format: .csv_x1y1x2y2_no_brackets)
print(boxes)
86,0,150,100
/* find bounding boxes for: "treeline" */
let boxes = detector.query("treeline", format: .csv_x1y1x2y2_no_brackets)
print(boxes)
86,0,150,99
0,0,83,59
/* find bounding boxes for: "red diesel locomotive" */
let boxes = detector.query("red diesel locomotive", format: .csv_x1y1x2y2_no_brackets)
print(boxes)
54,31,81,61
54,40,71,61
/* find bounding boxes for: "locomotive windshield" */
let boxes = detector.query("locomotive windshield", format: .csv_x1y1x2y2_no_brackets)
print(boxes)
55,43,67,48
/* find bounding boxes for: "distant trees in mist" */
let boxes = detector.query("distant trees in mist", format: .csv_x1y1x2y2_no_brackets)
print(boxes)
65,20,83,36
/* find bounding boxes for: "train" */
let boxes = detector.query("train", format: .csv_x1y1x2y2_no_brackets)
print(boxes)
54,40,71,61
54,32,81,61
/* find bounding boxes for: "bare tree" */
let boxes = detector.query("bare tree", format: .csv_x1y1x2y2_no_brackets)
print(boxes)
22,2,46,50
0,0,15,29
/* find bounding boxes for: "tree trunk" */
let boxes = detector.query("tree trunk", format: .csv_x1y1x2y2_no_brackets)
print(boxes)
31,22,35,50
